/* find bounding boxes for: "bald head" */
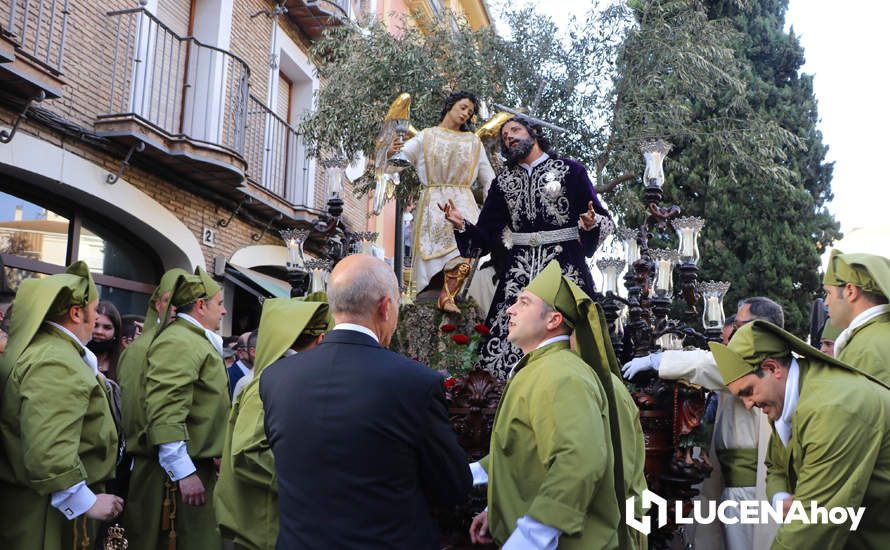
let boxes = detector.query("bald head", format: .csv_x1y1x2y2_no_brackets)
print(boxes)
328,255,399,320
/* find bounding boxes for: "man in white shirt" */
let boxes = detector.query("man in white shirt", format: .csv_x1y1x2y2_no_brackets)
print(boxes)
621,296,783,550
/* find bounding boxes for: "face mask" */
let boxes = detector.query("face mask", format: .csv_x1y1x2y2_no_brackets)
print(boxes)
87,338,117,355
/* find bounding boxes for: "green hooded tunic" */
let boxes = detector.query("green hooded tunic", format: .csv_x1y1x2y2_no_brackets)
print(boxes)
122,268,228,550
214,298,330,549
769,358,890,549
611,372,648,550
119,268,189,456
712,320,890,549
0,262,117,550
835,311,890,386
484,341,620,549
823,249,890,385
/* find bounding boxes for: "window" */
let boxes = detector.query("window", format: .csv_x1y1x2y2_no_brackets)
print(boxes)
264,25,318,206
0,188,162,316
0,193,69,265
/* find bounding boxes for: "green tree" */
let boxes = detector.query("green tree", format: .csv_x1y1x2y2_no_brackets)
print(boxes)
626,0,840,335
300,2,791,205
301,1,829,332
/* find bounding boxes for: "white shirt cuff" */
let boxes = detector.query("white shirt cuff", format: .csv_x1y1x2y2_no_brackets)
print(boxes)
159,440,196,481
470,461,489,486
51,481,97,520
503,516,560,550
772,492,792,510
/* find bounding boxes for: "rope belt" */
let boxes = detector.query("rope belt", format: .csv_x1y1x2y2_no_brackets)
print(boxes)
510,226,580,247
162,479,178,550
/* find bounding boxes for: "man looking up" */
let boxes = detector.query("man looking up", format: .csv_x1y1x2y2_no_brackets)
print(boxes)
822,249,890,384
469,260,624,549
0,261,122,549
261,254,471,549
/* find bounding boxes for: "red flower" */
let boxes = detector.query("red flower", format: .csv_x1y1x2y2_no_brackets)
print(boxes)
441,323,457,333
452,334,470,345
474,323,491,335
444,377,457,390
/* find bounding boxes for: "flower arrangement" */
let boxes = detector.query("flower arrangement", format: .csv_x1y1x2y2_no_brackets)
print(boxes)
438,322,489,378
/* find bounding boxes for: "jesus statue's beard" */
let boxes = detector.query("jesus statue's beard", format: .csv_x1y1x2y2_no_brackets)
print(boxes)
505,137,535,165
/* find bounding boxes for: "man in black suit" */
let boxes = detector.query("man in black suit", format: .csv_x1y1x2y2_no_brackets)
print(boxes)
260,254,472,549
227,331,254,397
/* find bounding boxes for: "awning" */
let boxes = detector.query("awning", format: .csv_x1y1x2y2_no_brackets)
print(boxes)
225,264,292,300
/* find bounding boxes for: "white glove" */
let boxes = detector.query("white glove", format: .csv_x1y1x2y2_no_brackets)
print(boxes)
622,352,663,379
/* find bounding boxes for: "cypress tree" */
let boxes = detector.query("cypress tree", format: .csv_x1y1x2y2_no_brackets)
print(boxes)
640,0,840,335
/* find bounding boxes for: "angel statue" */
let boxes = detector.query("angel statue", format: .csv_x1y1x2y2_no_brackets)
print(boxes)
372,93,416,216
386,90,496,314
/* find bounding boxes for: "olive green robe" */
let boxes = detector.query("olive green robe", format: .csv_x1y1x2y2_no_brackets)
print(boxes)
611,372,647,550
764,427,789,502
118,321,169,549
482,341,620,549
123,318,228,550
214,299,329,550
214,376,277,550
769,358,890,550
119,267,190,457
119,321,161,457
0,326,118,550
836,310,890,387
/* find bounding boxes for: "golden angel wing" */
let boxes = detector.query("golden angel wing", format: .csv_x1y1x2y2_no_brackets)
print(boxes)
372,93,413,215
475,111,513,142
385,93,412,121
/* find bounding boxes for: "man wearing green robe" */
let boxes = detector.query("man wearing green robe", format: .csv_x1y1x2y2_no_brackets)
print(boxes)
0,261,123,550
215,295,331,550
818,318,841,356
822,249,890,384
119,268,189,458
603,370,648,550
119,267,188,547
713,320,890,549
123,267,229,550
468,260,627,550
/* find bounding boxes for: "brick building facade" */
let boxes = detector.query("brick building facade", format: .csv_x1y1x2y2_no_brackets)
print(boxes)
0,0,373,334
0,0,490,334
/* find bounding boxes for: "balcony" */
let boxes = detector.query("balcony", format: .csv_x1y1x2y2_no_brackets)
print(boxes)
283,1,348,42
241,93,320,223
0,0,70,99
95,8,250,191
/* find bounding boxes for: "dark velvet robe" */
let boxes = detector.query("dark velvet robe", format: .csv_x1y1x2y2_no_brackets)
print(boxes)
455,154,611,377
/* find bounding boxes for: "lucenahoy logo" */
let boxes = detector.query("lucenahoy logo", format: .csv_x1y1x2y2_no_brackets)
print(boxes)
625,489,865,536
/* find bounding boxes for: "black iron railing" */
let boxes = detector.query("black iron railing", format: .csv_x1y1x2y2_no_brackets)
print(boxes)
1,0,71,74
102,8,250,155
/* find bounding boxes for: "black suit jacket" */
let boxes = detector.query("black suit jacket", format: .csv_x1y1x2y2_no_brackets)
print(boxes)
260,329,472,550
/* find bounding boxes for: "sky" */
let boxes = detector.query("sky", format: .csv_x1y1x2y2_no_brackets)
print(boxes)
493,0,890,260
